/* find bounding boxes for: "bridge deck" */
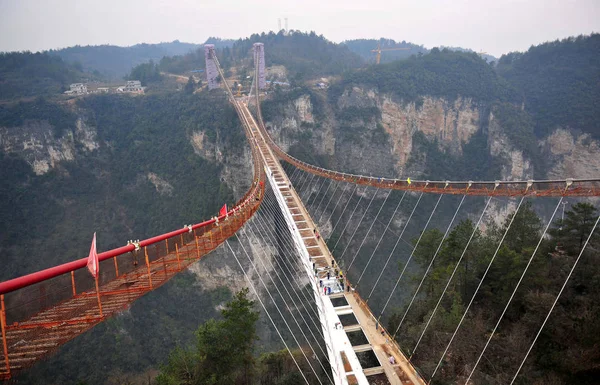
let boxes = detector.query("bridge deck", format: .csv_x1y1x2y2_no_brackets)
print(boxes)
239,101,425,385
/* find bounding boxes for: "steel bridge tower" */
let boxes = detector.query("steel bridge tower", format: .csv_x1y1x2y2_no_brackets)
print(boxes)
204,44,220,90
253,43,266,90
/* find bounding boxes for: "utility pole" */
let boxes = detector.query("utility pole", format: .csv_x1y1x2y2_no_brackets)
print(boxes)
285,18,288,34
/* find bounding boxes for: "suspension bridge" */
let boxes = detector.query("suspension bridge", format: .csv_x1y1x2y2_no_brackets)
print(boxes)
1,44,599,384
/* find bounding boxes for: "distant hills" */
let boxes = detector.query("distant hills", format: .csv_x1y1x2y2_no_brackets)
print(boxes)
0,52,88,100
439,45,498,63
17,34,500,82
50,40,227,79
497,34,600,138
342,38,498,64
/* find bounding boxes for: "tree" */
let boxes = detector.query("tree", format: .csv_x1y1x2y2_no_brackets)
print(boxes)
503,201,542,254
411,228,444,298
185,76,196,94
550,202,598,254
438,219,481,301
155,288,259,385
128,60,162,86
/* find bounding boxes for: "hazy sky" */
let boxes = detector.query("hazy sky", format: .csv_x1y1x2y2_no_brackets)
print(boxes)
0,0,598,57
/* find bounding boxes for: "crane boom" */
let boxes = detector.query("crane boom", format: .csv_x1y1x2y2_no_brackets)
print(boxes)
371,43,411,64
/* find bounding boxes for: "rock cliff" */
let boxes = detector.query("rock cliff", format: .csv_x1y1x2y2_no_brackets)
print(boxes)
0,116,98,175
264,88,600,182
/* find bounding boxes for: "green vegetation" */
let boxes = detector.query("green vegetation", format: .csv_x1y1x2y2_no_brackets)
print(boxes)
0,96,77,137
331,48,514,104
204,37,236,49
406,130,504,180
388,202,600,384
128,60,163,85
156,288,259,385
0,90,245,281
159,49,206,75
156,288,320,385
0,52,85,100
496,34,600,138
52,40,201,79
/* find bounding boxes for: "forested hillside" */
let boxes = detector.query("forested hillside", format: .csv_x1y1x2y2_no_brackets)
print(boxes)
496,34,600,138
0,52,89,100
331,48,513,104
0,91,244,281
389,202,600,385
0,85,258,384
51,40,201,79
342,38,429,63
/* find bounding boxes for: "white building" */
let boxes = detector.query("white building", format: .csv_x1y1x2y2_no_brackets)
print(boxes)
66,83,87,95
123,80,143,93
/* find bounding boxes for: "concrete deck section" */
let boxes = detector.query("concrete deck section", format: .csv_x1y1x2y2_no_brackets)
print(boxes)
237,101,426,385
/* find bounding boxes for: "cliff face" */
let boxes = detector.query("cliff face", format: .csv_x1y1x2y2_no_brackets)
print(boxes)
266,89,487,177
264,88,600,182
0,115,99,175
541,128,600,179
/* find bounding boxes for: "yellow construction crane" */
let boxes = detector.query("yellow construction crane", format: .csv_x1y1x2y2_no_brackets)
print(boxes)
236,84,243,97
372,43,411,64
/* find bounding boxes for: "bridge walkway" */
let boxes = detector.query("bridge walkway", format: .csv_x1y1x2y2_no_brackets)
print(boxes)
239,100,425,385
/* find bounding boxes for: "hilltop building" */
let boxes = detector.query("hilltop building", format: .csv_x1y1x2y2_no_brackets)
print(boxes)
64,83,87,95
124,80,143,93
